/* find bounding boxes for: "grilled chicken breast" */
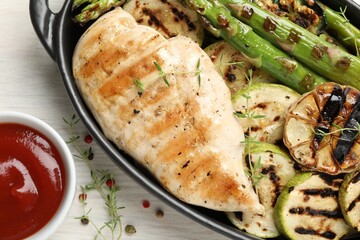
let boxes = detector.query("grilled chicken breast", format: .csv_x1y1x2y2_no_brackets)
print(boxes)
72,8,263,213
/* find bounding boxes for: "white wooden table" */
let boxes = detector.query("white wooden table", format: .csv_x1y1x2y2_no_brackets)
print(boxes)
0,1,228,239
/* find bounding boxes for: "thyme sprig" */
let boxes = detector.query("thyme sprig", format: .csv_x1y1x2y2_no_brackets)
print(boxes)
63,114,124,240
133,60,203,91
154,62,170,87
339,6,360,56
244,155,264,187
216,52,245,76
195,58,202,86
133,77,144,93
233,69,265,194
314,122,360,142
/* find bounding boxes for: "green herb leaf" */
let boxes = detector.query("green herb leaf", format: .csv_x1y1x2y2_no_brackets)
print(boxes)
64,114,124,239
154,62,170,86
252,114,266,119
133,77,144,92
233,112,246,118
196,58,201,86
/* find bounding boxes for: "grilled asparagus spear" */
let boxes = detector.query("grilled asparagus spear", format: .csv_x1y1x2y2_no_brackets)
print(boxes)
72,0,125,24
184,0,326,93
218,0,360,90
318,2,360,56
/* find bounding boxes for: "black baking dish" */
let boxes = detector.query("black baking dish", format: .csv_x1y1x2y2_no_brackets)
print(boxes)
29,0,360,239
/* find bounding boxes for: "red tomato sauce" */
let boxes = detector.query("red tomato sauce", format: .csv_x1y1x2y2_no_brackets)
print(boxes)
0,123,65,240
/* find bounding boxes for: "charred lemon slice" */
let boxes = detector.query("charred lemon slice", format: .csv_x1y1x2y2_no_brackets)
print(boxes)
339,169,360,231
284,82,360,174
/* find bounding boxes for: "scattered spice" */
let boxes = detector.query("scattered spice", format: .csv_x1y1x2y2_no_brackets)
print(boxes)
156,209,164,218
142,200,150,208
79,193,87,203
84,134,93,144
64,114,124,240
81,216,90,225
106,177,115,188
125,224,137,234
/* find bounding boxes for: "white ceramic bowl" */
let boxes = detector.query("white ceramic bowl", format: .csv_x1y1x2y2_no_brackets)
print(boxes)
0,111,76,239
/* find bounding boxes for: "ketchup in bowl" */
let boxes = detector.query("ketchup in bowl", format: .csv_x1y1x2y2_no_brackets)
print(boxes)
0,123,65,240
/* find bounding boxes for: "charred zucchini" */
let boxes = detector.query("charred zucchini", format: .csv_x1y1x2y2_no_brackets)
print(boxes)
123,0,204,45
274,172,352,240
284,82,360,175
227,143,297,238
204,41,279,94
339,169,360,231
232,83,300,144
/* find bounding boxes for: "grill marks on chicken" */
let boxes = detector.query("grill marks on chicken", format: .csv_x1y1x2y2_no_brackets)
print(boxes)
72,8,263,213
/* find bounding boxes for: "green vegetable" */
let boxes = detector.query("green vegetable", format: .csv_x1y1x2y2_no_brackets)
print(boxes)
232,83,300,144
218,0,360,90
204,40,279,94
274,172,352,240
72,0,125,25
318,2,360,56
339,169,360,231
227,142,297,238
184,0,327,93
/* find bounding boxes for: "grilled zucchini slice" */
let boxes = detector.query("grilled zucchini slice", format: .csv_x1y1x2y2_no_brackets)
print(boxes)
339,169,360,231
123,0,204,45
204,40,279,94
227,143,297,238
274,172,352,240
232,83,300,144
284,82,360,175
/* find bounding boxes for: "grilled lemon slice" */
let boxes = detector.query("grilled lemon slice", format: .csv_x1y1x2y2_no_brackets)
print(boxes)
284,82,360,175
227,143,297,238
274,172,352,240
339,169,360,231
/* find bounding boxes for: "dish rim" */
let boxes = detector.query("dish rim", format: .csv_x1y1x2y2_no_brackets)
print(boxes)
29,0,360,239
